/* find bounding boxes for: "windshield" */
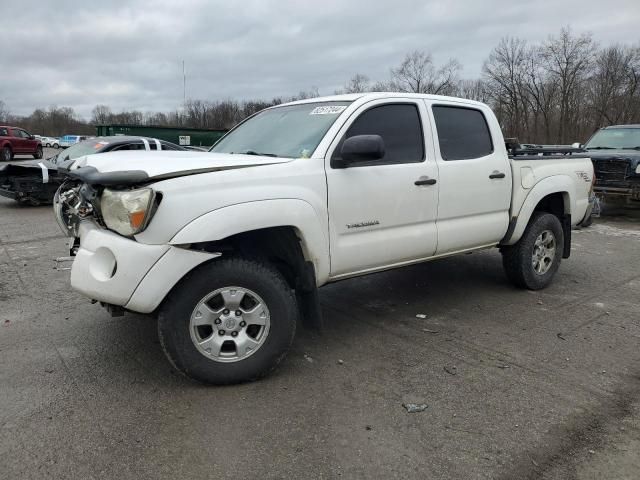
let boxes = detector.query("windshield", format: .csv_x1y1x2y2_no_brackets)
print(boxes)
51,140,107,164
210,101,352,158
585,128,640,149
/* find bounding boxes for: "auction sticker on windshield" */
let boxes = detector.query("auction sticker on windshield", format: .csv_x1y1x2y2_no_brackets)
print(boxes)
310,105,347,115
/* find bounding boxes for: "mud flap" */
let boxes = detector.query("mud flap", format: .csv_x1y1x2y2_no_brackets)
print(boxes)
562,215,571,259
296,261,324,332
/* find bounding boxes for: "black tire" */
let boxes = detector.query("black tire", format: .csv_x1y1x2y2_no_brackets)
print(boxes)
158,256,297,385
53,144,60,149
501,212,564,290
33,146,43,159
1,146,12,162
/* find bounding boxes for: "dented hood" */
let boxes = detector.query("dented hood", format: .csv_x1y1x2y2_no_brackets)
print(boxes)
67,151,294,186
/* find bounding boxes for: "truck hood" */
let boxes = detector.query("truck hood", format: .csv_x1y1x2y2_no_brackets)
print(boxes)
66,151,295,186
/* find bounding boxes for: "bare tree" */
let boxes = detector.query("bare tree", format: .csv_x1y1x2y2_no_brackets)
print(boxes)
342,74,371,93
541,27,596,142
390,50,461,94
589,45,640,126
91,105,113,125
483,37,531,139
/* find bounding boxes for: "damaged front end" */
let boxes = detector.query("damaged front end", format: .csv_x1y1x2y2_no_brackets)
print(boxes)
53,166,158,254
0,162,63,206
591,155,640,206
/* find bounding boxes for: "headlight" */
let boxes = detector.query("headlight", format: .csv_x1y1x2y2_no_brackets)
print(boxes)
636,164,640,174
101,187,156,236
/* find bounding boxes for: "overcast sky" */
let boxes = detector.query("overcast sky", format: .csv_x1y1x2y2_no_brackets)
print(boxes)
1,0,639,118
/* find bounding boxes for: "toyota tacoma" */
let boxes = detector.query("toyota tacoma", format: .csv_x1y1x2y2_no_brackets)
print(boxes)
54,93,594,384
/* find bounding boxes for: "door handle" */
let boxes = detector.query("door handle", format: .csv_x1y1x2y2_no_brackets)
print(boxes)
414,177,437,186
489,171,506,179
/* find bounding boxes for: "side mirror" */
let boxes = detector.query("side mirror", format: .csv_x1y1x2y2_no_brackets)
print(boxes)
334,135,385,168
571,142,582,149
29,135,35,140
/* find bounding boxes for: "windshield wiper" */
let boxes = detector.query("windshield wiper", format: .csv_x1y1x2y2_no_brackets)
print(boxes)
586,146,615,150
621,146,640,150
238,150,279,157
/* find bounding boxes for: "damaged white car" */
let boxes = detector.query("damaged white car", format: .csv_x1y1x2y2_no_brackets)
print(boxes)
54,93,595,384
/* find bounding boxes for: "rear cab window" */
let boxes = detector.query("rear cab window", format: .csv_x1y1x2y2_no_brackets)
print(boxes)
432,105,493,160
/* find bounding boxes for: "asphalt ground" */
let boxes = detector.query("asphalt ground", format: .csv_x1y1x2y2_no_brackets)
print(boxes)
0,159,639,479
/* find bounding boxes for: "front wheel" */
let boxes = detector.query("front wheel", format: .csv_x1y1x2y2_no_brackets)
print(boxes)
158,257,297,384
501,212,564,290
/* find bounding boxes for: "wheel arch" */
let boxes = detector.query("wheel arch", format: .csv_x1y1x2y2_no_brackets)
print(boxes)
503,175,575,251
168,199,330,285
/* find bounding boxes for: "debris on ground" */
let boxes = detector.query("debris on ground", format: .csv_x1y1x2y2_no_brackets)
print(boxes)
444,366,457,375
497,364,510,369
537,300,543,305
422,328,440,334
337,359,344,365
557,333,566,340
365,425,372,431
416,314,427,319
304,354,314,363
402,403,428,413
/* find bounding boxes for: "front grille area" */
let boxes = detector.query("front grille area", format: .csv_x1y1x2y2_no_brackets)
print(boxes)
593,159,629,183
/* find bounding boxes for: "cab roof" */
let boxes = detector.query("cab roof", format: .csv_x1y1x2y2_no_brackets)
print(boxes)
281,92,487,108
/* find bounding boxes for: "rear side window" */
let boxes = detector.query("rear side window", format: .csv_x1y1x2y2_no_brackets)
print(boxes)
334,103,424,165
0,128,8,136
432,106,493,160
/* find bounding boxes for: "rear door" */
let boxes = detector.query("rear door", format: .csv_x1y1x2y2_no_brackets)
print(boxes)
325,99,439,277
426,101,511,254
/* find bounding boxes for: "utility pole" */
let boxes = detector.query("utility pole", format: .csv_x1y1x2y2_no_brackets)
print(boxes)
182,60,186,108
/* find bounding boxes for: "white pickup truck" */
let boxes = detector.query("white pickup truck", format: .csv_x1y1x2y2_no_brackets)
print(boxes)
54,93,594,384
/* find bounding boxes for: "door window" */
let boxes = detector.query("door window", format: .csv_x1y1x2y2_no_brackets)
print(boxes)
432,106,493,160
332,103,424,166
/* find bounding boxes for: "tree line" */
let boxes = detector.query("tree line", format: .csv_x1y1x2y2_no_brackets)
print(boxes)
1,27,638,144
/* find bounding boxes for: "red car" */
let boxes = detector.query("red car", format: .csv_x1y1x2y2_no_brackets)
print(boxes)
0,126,43,161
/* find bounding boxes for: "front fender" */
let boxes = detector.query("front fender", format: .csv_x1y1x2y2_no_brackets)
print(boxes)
169,199,330,284
505,175,576,246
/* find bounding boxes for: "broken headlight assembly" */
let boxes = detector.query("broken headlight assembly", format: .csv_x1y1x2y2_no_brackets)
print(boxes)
54,182,97,237
100,187,157,237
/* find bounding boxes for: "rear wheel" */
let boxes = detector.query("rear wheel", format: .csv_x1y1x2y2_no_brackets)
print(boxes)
1,146,12,162
33,146,43,159
502,212,563,290
53,143,60,149
158,257,297,384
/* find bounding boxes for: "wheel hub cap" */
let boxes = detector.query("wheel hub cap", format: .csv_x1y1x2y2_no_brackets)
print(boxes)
190,287,270,363
532,230,556,275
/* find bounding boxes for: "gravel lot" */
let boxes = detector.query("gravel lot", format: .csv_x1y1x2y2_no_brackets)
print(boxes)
0,186,639,479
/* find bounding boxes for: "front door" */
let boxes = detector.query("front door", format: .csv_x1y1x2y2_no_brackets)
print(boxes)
326,100,439,278
11,128,27,153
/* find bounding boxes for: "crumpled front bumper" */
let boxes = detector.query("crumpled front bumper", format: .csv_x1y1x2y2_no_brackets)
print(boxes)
70,221,219,314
